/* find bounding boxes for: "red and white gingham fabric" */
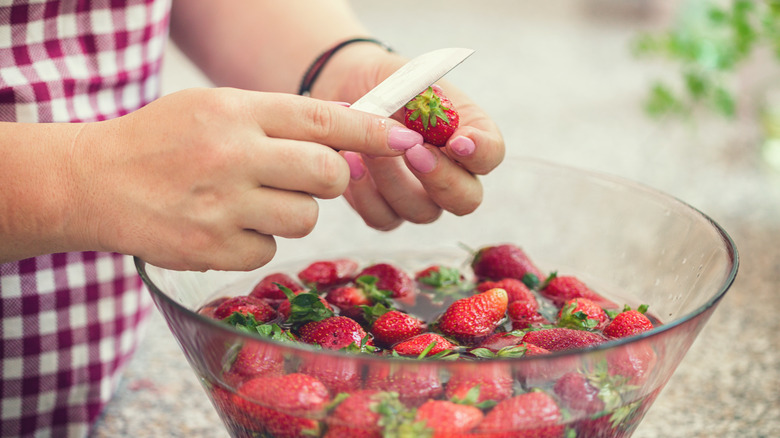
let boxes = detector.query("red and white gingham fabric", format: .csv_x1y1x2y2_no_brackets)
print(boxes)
0,1,171,436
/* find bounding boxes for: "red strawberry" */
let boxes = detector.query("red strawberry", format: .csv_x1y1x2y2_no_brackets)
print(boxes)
211,295,277,323
415,399,483,437
197,296,230,319
278,293,333,321
233,373,329,438
557,297,609,331
364,363,443,407
603,308,654,339
508,300,551,330
471,244,545,284
370,310,424,348
553,371,605,415
298,354,362,395
437,288,508,344
325,285,374,310
298,316,368,350
356,263,415,299
445,363,514,404
323,390,385,438
540,274,616,309
415,265,465,289
477,278,538,305
249,272,304,305
476,391,565,437
222,340,284,387
403,85,459,146
474,331,527,353
606,342,658,385
392,333,457,357
297,258,358,289
522,327,606,352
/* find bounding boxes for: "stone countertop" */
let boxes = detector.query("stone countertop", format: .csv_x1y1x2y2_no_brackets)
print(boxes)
90,1,780,436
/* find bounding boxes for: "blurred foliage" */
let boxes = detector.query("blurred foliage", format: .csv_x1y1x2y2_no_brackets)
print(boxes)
632,0,780,119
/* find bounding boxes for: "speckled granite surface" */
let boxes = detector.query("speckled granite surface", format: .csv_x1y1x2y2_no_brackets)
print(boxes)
90,1,780,437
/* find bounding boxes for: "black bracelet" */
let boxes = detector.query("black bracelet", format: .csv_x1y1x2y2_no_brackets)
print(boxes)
298,37,393,96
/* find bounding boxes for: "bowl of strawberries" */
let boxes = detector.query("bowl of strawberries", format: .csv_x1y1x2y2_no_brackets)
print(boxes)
136,157,738,437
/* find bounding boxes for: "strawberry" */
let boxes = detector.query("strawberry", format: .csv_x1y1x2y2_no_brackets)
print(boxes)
370,309,424,348
477,278,538,305
233,373,329,438
521,327,606,352
415,399,483,437
298,354,362,395
211,295,277,323
473,331,527,354
249,272,304,306
445,363,514,404
197,296,229,319
298,316,369,350
415,265,465,290
364,363,443,407
392,333,457,357
603,306,654,339
278,292,333,321
437,288,508,344
476,391,565,437
540,273,616,309
553,371,605,415
508,300,552,330
323,390,386,438
222,340,284,387
297,258,358,289
606,342,658,385
557,297,609,331
356,263,415,299
471,244,545,285
404,85,459,146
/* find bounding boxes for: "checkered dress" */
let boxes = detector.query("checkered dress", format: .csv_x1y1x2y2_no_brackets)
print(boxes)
0,1,171,436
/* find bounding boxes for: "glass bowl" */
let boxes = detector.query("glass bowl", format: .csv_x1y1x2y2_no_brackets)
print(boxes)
135,157,737,438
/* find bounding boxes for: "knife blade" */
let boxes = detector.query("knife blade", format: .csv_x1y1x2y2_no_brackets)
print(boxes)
349,47,474,117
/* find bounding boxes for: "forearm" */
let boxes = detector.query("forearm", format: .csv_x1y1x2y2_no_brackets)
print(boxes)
0,122,89,262
169,0,373,94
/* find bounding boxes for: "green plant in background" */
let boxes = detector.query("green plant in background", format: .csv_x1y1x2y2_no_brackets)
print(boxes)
632,0,780,119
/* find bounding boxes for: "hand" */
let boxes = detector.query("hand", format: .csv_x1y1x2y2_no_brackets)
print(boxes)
68,87,423,271
312,46,506,230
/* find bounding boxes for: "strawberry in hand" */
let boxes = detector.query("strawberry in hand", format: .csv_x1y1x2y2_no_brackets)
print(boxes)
404,85,459,146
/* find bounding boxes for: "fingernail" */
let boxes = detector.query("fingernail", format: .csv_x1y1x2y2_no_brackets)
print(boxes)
330,101,352,107
388,126,424,151
343,151,366,180
406,144,437,173
450,136,475,156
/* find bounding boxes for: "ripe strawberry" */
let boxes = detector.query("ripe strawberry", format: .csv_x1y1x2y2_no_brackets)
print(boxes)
603,307,654,339
356,263,415,299
404,85,459,146
222,340,284,387
557,297,609,331
521,327,606,352
297,258,358,289
415,399,483,437
298,354,362,395
323,390,385,438
298,316,368,350
553,371,605,415
540,274,616,309
233,373,329,438
437,288,508,344
606,342,658,385
392,333,457,357
197,296,229,319
445,363,514,404
508,300,551,330
474,331,526,353
477,278,538,305
249,272,304,306
364,363,443,407
476,391,565,437
325,285,374,309
471,244,545,285
370,309,424,348
415,265,465,289
211,295,277,323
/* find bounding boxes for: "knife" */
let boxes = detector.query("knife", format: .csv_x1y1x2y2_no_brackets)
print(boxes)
349,47,475,117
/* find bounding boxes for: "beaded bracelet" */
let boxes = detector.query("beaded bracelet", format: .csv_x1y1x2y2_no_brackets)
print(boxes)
297,37,393,96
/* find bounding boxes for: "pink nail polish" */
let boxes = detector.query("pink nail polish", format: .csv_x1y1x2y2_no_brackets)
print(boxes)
450,136,475,156
388,126,424,151
406,144,437,173
343,152,366,180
